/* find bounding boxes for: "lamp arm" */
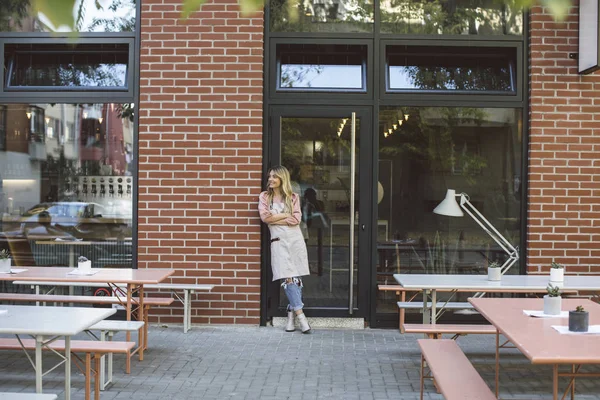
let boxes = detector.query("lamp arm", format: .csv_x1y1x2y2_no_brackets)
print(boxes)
458,194,519,274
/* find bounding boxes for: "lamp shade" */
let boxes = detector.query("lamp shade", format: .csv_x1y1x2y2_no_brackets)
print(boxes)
433,189,464,217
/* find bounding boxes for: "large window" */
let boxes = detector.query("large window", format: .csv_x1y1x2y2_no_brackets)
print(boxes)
0,103,134,268
376,106,523,314
0,0,136,33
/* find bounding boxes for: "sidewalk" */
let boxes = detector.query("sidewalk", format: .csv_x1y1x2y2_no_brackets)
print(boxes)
1,325,600,399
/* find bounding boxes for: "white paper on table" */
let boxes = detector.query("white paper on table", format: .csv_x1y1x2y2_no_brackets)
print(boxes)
523,310,568,318
552,325,600,335
0,309,7,315
67,269,99,276
0,268,28,274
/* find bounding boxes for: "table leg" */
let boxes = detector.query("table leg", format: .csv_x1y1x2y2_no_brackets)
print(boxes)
495,331,500,399
35,336,43,393
65,335,71,400
422,290,429,324
184,289,190,333
126,283,132,346
431,289,437,324
138,284,145,361
553,364,559,400
571,364,575,399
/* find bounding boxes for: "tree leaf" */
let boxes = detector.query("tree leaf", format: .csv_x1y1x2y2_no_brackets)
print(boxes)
32,0,77,30
541,0,572,21
239,0,265,16
181,0,208,19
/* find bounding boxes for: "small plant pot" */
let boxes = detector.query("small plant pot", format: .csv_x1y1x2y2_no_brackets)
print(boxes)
487,268,502,281
543,295,562,315
0,258,10,273
568,311,589,332
550,268,564,282
78,260,92,271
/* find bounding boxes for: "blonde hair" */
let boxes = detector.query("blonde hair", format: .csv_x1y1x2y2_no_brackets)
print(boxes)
266,165,294,213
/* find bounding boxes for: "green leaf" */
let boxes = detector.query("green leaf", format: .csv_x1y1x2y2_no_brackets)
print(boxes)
239,0,265,16
541,0,572,21
32,0,77,30
181,0,207,19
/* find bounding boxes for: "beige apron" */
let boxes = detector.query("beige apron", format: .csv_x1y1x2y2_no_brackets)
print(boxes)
269,202,310,281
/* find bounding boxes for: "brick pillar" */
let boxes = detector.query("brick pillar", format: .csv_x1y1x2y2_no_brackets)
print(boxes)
528,1,600,274
139,0,264,324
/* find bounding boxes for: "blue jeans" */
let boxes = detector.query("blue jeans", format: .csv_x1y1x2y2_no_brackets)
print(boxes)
281,277,304,312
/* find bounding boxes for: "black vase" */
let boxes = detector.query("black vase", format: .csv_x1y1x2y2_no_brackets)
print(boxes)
568,311,589,332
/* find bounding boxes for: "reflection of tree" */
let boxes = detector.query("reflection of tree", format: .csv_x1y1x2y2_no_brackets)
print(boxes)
270,0,374,33
379,0,522,35
0,0,29,32
404,62,513,91
88,0,136,32
280,65,324,88
380,108,488,185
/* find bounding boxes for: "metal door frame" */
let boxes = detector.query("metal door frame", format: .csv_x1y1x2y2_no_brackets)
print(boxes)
263,105,373,320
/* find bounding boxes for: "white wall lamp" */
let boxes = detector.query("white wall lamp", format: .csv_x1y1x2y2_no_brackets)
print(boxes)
433,189,519,274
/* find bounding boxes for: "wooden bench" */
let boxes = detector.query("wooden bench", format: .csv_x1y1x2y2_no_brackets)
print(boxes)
0,394,57,400
0,293,173,359
403,323,496,338
0,338,135,400
144,283,214,333
85,320,145,383
418,339,495,400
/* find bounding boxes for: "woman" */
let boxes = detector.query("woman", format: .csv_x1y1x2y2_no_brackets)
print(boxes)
258,165,311,333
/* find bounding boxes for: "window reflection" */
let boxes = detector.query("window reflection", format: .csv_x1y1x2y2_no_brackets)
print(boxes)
387,45,516,93
5,44,129,89
0,103,134,268
376,107,522,313
277,44,367,91
270,0,374,33
379,0,523,35
0,0,136,33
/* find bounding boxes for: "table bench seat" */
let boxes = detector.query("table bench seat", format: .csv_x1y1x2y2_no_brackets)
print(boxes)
418,339,495,400
0,338,135,400
85,320,145,385
397,301,474,309
403,323,497,338
0,394,57,400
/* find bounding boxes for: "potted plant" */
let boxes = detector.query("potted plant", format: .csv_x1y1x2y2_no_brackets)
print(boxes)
0,250,10,273
543,284,562,315
569,305,589,332
78,256,91,271
487,261,502,281
550,261,564,282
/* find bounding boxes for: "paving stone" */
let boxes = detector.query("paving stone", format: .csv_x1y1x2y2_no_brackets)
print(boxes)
1,326,600,399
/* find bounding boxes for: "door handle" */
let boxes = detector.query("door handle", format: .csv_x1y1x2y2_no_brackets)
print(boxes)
361,224,365,231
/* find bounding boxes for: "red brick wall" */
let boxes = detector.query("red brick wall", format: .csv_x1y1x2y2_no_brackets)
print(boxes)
138,0,264,324
528,1,600,274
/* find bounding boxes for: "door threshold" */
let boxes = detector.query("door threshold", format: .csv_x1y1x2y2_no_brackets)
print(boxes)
272,317,365,329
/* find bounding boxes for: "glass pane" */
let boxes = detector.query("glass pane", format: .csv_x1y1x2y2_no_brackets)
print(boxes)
380,0,523,35
5,44,128,89
0,103,134,269
375,107,522,314
270,0,374,33
387,45,516,93
0,0,136,33
279,115,360,310
278,44,367,91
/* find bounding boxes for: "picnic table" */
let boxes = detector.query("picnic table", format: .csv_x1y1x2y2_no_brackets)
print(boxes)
0,266,173,356
0,305,115,400
393,273,600,323
470,297,600,400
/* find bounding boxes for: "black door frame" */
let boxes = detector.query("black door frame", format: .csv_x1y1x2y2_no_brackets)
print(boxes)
263,105,374,320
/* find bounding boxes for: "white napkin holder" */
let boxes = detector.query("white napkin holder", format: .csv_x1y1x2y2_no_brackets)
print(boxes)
78,260,92,271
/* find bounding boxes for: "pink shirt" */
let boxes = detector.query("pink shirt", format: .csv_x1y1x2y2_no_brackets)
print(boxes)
258,191,302,226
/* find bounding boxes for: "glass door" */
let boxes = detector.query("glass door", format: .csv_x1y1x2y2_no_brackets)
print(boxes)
267,106,372,317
